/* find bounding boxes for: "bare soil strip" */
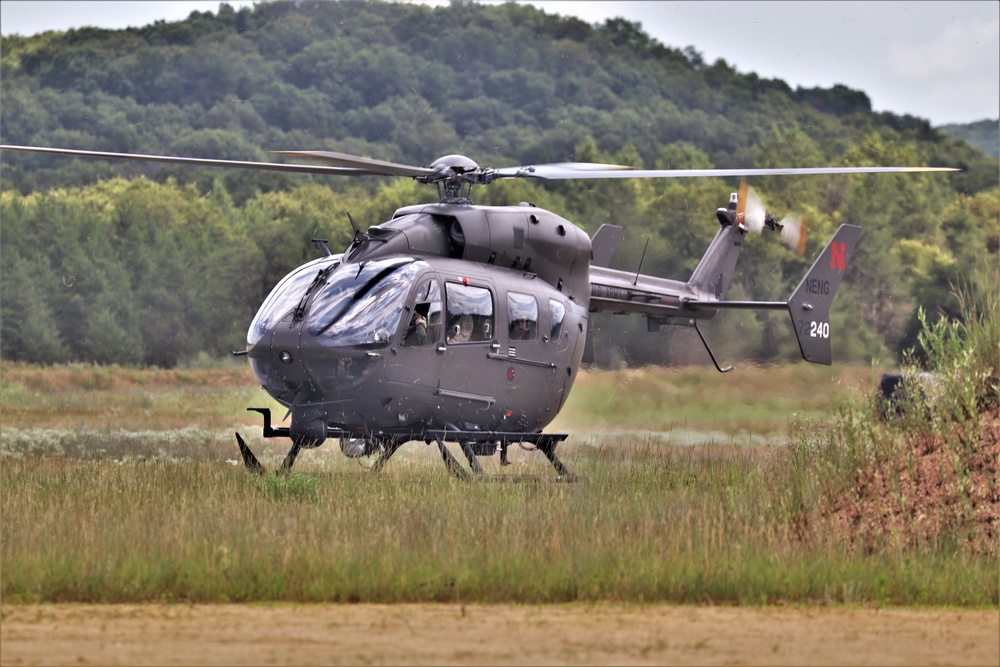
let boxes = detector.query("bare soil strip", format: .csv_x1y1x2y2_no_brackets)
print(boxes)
2,604,997,666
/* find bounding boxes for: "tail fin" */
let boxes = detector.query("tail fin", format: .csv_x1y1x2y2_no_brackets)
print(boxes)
688,220,746,299
788,224,862,365
590,224,624,267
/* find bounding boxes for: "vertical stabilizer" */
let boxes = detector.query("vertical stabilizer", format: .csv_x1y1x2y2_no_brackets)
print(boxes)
788,224,862,364
688,221,746,300
590,224,624,267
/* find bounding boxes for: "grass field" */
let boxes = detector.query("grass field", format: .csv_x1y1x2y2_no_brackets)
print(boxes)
1,360,996,607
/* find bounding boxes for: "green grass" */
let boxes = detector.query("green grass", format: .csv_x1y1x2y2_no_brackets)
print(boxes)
2,454,993,605
551,363,865,438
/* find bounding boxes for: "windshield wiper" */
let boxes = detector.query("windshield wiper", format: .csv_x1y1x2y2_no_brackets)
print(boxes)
293,265,335,322
316,260,413,336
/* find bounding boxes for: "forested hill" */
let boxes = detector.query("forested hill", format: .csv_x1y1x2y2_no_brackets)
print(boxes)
1,0,997,368
2,0,996,193
939,120,1000,159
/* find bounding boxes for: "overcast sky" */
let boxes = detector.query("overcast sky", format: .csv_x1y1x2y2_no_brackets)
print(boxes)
2,1,997,127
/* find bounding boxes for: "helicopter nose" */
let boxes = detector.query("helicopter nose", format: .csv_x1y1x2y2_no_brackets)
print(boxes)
246,323,333,450
267,322,313,390
249,318,385,408
246,320,309,401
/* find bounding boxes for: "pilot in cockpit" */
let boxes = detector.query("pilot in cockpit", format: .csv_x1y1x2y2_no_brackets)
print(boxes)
407,311,428,345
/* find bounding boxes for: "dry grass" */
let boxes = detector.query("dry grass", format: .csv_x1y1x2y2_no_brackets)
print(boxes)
1,361,276,431
817,408,999,555
2,360,872,436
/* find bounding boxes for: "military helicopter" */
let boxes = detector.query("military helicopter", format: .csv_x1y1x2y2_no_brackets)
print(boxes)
0,144,957,479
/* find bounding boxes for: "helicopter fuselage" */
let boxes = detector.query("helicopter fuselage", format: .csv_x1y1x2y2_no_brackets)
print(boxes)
246,202,592,448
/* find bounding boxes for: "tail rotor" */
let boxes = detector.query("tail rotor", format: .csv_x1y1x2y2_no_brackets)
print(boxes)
737,179,809,256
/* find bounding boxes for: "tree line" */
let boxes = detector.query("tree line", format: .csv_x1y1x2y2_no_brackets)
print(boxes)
1,0,997,367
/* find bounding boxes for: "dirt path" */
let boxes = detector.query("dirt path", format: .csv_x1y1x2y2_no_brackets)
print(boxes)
2,604,997,666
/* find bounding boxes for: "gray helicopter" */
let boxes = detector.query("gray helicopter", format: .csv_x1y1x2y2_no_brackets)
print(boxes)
0,145,957,478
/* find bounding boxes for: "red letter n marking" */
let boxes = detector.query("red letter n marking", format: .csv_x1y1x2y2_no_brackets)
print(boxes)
830,242,846,271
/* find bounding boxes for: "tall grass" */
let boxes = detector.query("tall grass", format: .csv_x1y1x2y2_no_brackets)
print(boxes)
2,452,992,605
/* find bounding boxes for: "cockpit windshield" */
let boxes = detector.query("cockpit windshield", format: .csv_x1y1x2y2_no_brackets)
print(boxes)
248,256,339,345
308,259,428,347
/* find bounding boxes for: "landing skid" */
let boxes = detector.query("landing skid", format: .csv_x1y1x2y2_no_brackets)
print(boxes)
426,429,575,482
235,432,302,474
235,408,574,480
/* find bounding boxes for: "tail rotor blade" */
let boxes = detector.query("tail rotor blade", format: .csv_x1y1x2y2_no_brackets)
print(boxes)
735,178,748,229
780,215,809,256
745,186,767,234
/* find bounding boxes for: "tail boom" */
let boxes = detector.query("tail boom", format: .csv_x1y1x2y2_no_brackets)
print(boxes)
684,224,861,364
586,224,861,366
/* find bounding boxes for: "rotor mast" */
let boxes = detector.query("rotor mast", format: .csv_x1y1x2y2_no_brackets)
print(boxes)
418,154,497,204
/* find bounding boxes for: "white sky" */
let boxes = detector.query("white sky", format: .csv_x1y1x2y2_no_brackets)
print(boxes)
2,0,997,126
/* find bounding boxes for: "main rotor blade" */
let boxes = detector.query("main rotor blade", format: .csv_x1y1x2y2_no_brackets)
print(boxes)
3,145,960,181
503,165,959,180
0,145,378,176
268,150,437,178
495,162,633,178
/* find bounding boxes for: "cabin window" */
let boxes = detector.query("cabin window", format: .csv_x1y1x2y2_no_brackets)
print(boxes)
446,282,493,344
403,278,442,347
507,292,538,341
549,299,566,342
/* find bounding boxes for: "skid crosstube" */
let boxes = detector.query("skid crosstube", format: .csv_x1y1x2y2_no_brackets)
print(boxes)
236,408,573,479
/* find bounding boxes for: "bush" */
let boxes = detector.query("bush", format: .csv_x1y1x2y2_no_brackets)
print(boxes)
780,268,999,556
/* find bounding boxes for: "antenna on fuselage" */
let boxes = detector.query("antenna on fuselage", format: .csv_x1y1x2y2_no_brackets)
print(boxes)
633,238,650,286
312,238,332,257
347,212,363,244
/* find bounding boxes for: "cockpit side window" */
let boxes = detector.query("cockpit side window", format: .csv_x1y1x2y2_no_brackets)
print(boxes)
446,282,494,344
507,292,538,341
403,278,442,347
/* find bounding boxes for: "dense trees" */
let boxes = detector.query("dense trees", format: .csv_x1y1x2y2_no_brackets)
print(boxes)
1,0,996,367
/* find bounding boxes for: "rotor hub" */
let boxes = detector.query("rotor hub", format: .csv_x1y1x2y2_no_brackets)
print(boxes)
423,154,494,203
429,154,479,173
